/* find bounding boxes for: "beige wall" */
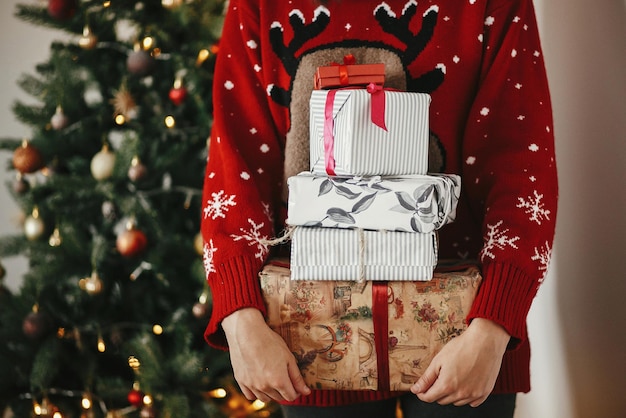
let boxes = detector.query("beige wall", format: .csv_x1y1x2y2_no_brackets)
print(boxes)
519,1,626,417
1,1,625,417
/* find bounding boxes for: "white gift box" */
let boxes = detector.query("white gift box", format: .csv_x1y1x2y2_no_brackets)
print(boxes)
290,227,437,281
287,172,461,233
309,88,431,176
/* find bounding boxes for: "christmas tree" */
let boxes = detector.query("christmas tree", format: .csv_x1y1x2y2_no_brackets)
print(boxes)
0,1,277,417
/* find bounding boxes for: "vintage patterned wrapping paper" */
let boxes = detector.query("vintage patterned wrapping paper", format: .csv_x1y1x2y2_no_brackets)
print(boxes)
290,227,438,281
260,261,482,391
309,89,431,176
286,172,461,233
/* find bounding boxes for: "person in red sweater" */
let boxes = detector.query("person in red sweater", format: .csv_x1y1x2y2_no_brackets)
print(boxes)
201,0,558,417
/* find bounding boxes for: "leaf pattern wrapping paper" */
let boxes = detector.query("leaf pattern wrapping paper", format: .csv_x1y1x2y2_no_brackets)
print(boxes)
260,260,482,391
287,172,461,233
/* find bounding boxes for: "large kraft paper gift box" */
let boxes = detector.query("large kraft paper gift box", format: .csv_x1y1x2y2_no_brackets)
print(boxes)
286,172,461,233
260,260,482,391
309,88,431,176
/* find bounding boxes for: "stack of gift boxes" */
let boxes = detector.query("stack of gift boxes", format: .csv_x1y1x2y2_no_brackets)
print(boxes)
260,58,478,391
286,60,461,282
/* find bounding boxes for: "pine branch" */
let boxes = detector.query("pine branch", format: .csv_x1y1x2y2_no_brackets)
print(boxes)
14,4,83,34
29,338,62,392
0,137,23,151
0,235,29,259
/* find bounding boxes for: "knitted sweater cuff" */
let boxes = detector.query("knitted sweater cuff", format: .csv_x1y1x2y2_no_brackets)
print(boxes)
203,255,266,350
467,262,538,346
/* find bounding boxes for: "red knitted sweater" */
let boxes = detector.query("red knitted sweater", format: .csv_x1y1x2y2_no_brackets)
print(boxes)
201,0,558,406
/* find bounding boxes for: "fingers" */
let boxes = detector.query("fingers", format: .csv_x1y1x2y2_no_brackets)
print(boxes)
410,363,439,394
415,378,490,407
288,359,312,397
233,353,309,403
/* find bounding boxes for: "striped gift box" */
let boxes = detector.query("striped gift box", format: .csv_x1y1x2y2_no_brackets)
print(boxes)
309,89,431,176
290,227,437,281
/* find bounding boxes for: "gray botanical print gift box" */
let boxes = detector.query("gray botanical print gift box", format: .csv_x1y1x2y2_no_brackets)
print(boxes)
287,172,460,233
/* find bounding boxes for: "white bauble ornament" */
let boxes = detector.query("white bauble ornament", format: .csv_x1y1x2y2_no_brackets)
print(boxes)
91,145,116,180
50,106,70,130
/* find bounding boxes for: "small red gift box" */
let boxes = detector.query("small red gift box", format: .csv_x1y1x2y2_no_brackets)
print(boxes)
314,55,385,90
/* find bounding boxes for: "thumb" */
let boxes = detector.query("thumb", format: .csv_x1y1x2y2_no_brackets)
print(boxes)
288,361,311,396
411,364,440,394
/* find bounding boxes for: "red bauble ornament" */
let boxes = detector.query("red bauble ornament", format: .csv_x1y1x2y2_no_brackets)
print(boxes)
22,310,52,340
168,86,188,106
48,0,77,21
116,227,148,258
127,388,144,407
13,141,44,174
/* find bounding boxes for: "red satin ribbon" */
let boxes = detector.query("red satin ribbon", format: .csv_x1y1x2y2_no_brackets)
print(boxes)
372,281,390,391
338,65,349,85
331,54,357,86
367,83,388,131
323,89,338,175
322,84,388,175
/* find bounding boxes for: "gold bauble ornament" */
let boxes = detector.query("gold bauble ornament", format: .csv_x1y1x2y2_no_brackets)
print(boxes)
194,232,204,256
79,271,104,295
49,227,62,247
24,207,45,241
79,24,98,50
162,0,184,9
